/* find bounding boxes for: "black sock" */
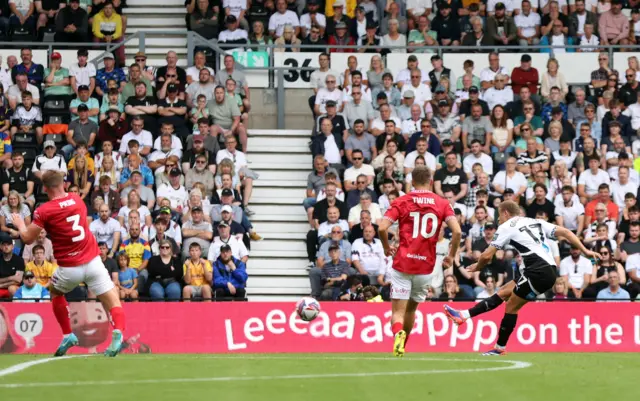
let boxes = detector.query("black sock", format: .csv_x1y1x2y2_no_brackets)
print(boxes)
496,313,518,348
468,293,504,318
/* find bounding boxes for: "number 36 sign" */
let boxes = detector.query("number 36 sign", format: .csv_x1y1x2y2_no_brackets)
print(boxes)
274,52,321,88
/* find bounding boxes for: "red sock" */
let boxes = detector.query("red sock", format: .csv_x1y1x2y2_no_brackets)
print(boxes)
109,306,126,332
392,322,403,335
52,296,72,335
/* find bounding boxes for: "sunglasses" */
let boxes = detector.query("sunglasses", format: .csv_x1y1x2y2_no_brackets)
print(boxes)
135,58,145,62
353,157,363,161
167,75,176,78
326,80,335,83
160,246,171,249
166,163,176,167
522,128,530,132
196,160,206,164
352,92,362,95
627,75,635,78
357,181,366,184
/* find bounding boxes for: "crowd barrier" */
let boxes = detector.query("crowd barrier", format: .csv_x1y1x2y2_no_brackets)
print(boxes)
0,303,639,354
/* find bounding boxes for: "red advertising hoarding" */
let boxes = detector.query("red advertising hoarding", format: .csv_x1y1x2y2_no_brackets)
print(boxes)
0,302,639,354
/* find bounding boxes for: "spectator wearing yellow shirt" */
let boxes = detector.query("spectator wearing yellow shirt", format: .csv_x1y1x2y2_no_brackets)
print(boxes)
25,245,57,288
326,0,356,18
182,243,213,301
67,142,95,174
118,223,152,293
92,2,125,65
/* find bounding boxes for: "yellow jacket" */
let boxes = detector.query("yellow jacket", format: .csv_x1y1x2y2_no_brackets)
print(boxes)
26,261,58,287
92,11,123,39
325,0,357,18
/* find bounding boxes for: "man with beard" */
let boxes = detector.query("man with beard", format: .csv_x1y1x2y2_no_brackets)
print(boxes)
124,82,158,134
90,204,122,257
185,154,215,197
148,131,183,171
186,68,216,108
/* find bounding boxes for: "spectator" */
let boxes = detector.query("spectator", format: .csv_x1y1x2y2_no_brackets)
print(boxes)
212,243,247,300
115,253,138,300
208,86,247,152
157,84,188,138
595,270,630,301
185,52,214,86
214,55,250,114
24,244,55,287
147,239,182,300
0,189,29,244
63,105,98,160
431,100,461,147
7,72,39,111
461,104,493,154
345,173,378,208
300,0,325,37
540,58,568,102
351,224,385,284
328,20,355,52
156,51,187,101
268,0,299,39
70,85,99,123
92,2,124,65
181,243,212,301
480,52,509,91
0,232,23,299
578,22,599,51
208,220,248,262
94,161,121,199
274,22,300,51
578,158,610,204
511,55,539,98
461,15,492,48
559,245,593,298
95,52,125,99
515,0,541,46
347,191,382,227
215,136,256,211
10,91,42,144
121,64,152,102
569,0,596,42
66,154,94,200
599,0,629,46
540,1,569,36
118,188,152,227
458,85,490,121
591,52,617,99
2,152,33,208
42,52,73,104
487,2,517,46
119,116,153,157
12,270,49,301
430,1,460,46
32,141,66,179
119,223,151,290
190,0,219,39
55,0,88,42
400,69,432,109
90,203,121,256
219,14,249,49
381,18,406,53
68,48,96,97
97,106,128,147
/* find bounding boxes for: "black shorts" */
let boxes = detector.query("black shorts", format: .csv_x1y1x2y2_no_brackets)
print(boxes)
514,265,557,300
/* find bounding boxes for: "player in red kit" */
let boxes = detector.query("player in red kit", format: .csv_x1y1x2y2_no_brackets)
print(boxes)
12,171,126,357
378,166,462,357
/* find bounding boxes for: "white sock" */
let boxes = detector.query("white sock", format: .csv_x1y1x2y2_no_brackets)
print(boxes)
461,310,470,319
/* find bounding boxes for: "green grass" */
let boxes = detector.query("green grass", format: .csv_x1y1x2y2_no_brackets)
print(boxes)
0,353,639,401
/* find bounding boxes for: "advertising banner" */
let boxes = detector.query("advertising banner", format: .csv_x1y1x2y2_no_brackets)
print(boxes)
0,302,639,354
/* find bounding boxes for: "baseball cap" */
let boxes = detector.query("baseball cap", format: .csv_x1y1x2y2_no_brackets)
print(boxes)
44,140,56,149
220,244,232,252
469,86,479,93
438,99,449,107
77,104,89,112
0,232,12,244
495,2,505,9
226,14,237,24
221,205,233,213
167,83,178,92
407,55,418,62
504,188,515,195
51,52,62,60
403,90,415,99
442,139,453,146
326,100,337,107
191,206,203,213
521,54,532,62
485,222,497,230
435,85,446,93
376,92,387,100
169,167,182,177
439,1,451,8
333,0,345,7
221,188,233,197
78,85,89,92
307,0,319,5
335,21,347,29
551,106,563,114
130,169,142,176
218,221,230,228
193,134,204,142
103,52,115,59
24,271,35,279
159,206,171,214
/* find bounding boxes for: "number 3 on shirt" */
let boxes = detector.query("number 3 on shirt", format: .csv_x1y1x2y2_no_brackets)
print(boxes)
66,214,85,242
410,212,438,239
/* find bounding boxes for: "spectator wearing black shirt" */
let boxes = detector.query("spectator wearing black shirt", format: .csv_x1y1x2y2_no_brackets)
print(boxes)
2,152,34,209
430,2,460,46
182,132,217,173
434,152,468,202
617,205,640,243
315,100,348,137
526,183,555,222
155,51,187,101
0,232,24,299
124,81,158,135
312,183,349,226
54,0,88,42
157,84,189,138
349,210,379,242
35,0,63,34
301,24,327,51
147,239,183,300
458,86,490,119
189,0,219,39
98,241,119,278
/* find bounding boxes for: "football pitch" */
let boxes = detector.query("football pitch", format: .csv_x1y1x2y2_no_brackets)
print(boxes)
0,353,638,401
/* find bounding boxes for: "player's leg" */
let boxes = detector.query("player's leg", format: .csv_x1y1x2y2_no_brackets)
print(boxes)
444,281,515,325
402,273,431,348
85,257,126,357
482,292,528,356
389,268,411,357
49,268,82,357
402,299,419,348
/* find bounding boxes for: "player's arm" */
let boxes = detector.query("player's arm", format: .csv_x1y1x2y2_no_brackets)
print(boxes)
444,216,461,268
467,245,498,273
551,224,601,260
11,214,42,245
378,217,396,257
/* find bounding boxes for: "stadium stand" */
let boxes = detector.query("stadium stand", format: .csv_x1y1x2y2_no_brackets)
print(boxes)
3,0,640,304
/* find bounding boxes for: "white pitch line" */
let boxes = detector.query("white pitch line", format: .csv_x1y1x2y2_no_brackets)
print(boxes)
0,355,89,378
0,356,532,389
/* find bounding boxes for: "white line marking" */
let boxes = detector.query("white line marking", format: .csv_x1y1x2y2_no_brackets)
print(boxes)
0,356,532,388
0,355,89,378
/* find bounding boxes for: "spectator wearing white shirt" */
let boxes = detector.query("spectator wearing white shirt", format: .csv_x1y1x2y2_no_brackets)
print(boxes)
404,137,436,174
370,103,402,136
610,166,638,209
215,136,256,214
68,48,96,97
348,192,383,228
554,185,585,232
156,168,189,212
625,251,640,299
623,90,640,131
483,73,514,110
480,52,510,90
559,246,593,298
119,116,153,157
218,15,250,49
351,225,386,282
463,140,493,179
268,0,300,39
317,206,350,245
492,156,528,198
577,158,611,204
314,74,342,115
208,221,249,262
515,0,541,46
401,104,423,137
90,204,122,254
299,0,326,37
406,0,432,27
342,71,372,105
185,51,215,85
395,55,429,89
381,18,407,53
344,150,375,190
578,22,599,51
400,69,432,108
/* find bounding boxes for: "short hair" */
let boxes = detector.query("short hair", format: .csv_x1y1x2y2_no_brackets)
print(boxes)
562,185,574,193
470,139,482,146
499,200,521,217
598,183,610,192
42,171,65,189
21,91,32,98
629,205,640,213
351,70,362,78
533,183,548,193
411,166,432,186
189,242,201,249
32,244,45,254
353,119,365,126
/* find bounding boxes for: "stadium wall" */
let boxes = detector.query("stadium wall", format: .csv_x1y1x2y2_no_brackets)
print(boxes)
0,303,638,354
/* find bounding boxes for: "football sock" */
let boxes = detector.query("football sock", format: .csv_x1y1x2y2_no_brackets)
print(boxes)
109,306,126,332
52,296,72,335
392,322,403,335
496,313,518,348
404,332,410,346
468,294,504,318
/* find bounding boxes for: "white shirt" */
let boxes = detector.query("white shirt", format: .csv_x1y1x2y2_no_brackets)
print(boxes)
223,0,247,18
479,66,509,85
268,10,300,37
405,0,432,15
186,66,215,83
351,238,386,275
342,84,372,104
218,29,249,43
156,183,188,210
89,218,121,248
317,220,350,237
579,34,600,52
514,12,541,38
215,149,247,171
153,135,183,154
463,153,494,178
623,103,640,130
348,203,383,224
315,87,342,114
7,83,40,103
559,255,592,289
483,87,514,110
401,83,432,105
310,69,339,91
370,116,402,132
550,34,566,53
300,12,327,30
118,205,151,226
120,130,153,155
611,180,638,209
378,191,405,210
323,134,341,164
344,164,375,185
577,168,611,196
625,252,640,278
404,150,437,172
208,235,249,261
148,148,183,164
492,170,528,194
94,152,124,170
395,68,429,87
0,69,11,93
401,118,422,135
68,62,97,89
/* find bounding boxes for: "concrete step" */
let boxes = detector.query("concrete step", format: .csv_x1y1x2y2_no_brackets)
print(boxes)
125,7,184,14
127,0,184,6
251,232,309,240
249,129,311,138
128,16,186,27
251,197,302,206
252,221,309,233
247,258,309,271
253,169,310,182
253,187,304,201
249,204,308,216
251,212,307,223
127,27,188,34
249,162,310,171
254,179,307,188
249,136,311,150
250,249,307,258
252,239,307,253
249,153,312,165
127,37,188,48
250,276,310,288
125,47,188,56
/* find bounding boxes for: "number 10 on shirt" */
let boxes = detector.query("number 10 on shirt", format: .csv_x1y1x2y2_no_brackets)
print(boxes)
410,212,438,239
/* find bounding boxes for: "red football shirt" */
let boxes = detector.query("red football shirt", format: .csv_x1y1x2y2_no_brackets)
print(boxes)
384,190,455,275
32,193,100,267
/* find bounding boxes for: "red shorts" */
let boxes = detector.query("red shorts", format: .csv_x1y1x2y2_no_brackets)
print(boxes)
0,289,11,299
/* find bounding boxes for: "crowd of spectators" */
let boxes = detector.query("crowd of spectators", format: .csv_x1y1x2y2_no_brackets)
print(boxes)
0,45,262,302
304,46,640,302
